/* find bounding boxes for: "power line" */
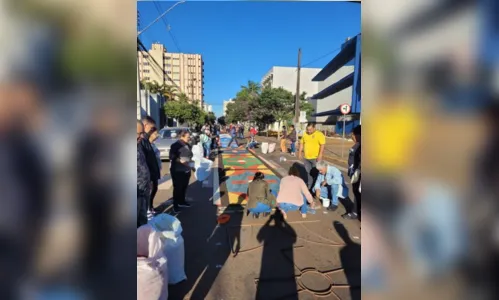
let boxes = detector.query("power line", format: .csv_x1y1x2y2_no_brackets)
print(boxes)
138,38,186,95
154,1,182,52
299,46,342,69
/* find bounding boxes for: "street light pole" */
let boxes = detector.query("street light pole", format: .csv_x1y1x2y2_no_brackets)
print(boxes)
294,48,301,124
138,0,186,37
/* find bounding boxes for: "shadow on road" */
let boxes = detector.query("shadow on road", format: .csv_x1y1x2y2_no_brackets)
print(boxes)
334,221,361,300
167,168,243,299
256,210,298,300
186,205,243,299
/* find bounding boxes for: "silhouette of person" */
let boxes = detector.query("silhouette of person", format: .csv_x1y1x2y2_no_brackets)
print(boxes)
334,221,361,300
256,211,298,299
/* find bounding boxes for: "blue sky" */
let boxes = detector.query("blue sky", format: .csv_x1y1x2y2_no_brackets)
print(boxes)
138,1,360,117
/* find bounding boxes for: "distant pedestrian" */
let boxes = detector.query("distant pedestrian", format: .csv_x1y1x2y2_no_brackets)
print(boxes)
227,123,239,148
343,125,361,220
169,129,194,213
280,126,288,153
287,125,297,156
140,116,161,218
137,121,150,227
239,124,245,138
298,123,326,191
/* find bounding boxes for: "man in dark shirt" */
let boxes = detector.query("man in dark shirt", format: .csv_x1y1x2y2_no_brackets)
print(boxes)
343,125,361,220
140,116,161,215
169,129,194,213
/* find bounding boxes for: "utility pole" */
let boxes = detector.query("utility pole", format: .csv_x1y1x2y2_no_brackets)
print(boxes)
294,48,301,124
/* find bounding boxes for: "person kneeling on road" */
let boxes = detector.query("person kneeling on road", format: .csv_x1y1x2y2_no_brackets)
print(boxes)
314,161,348,212
246,172,275,219
276,166,316,219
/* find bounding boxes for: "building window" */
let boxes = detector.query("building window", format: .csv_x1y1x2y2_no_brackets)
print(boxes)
166,71,172,74
165,64,171,67
143,54,149,58
173,57,179,60
144,77,150,81
143,69,150,73
143,62,149,66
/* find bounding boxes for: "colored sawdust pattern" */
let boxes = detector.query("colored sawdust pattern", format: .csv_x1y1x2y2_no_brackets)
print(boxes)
222,149,280,205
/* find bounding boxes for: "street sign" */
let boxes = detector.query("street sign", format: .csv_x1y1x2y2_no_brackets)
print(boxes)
340,103,351,115
337,115,352,122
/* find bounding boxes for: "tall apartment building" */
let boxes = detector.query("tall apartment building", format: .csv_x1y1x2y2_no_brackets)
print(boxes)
138,43,204,106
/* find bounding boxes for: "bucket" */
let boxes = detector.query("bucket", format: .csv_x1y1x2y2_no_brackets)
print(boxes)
261,142,269,154
321,197,330,208
268,143,276,153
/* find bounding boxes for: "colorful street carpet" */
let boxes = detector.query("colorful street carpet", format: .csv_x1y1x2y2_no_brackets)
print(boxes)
221,147,280,206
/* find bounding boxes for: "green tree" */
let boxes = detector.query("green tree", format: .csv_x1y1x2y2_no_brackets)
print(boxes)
178,93,190,103
164,99,187,124
294,91,315,119
206,112,216,124
159,84,177,101
225,100,249,124
256,87,294,133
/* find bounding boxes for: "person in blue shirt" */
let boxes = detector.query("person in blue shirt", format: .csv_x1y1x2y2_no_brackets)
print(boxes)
314,161,348,212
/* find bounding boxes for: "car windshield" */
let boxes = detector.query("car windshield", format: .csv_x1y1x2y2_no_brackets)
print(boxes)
160,128,188,139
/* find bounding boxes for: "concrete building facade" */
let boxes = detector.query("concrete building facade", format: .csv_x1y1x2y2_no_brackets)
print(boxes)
311,65,354,123
203,104,213,113
261,66,321,98
260,66,321,130
138,43,204,107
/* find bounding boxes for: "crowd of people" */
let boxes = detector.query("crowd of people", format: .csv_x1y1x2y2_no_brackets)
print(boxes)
137,118,227,225
137,118,361,227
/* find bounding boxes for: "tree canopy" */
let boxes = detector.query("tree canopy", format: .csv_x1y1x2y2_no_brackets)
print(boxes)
224,80,314,129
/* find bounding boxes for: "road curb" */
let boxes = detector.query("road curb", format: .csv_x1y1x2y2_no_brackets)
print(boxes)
212,150,222,206
248,148,348,173
247,148,287,178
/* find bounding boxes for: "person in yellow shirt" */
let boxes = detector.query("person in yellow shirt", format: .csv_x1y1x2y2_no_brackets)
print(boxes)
298,123,326,190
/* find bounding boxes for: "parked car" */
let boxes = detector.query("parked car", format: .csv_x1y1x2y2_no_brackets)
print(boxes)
155,127,192,160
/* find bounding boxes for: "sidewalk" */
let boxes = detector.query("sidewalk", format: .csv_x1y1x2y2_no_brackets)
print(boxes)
167,142,360,300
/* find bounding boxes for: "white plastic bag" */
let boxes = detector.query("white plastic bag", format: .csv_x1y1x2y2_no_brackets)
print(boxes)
194,157,213,182
137,224,169,300
261,142,269,154
149,214,187,284
192,143,203,162
268,143,276,153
